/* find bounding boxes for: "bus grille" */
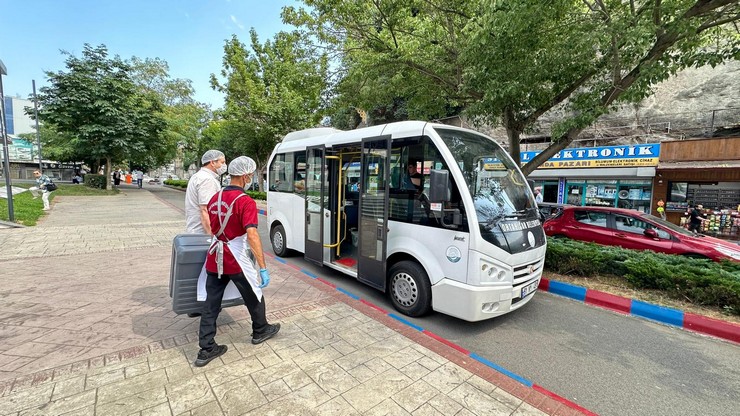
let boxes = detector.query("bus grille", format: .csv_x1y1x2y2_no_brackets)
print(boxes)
513,260,542,286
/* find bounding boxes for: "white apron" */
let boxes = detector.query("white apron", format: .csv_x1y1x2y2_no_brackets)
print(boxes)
196,190,263,302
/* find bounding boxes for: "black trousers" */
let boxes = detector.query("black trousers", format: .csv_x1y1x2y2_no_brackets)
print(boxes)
198,271,269,351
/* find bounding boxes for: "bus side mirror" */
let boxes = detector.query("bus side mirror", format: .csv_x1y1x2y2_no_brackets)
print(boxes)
429,169,451,202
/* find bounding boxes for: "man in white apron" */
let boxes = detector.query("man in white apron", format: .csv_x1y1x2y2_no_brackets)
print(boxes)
186,150,227,318
194,156,280,367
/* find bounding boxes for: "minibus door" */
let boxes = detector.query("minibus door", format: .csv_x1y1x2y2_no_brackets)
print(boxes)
357,135,391,291
305,145,326,266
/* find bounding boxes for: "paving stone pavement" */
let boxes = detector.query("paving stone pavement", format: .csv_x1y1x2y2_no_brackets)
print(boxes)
0,189,583,415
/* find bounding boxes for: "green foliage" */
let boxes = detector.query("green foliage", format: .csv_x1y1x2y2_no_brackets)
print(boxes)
164,179,188,188
84,174,107,189
546,238,740,315
209,30,329,190
286,1,740,173
35,44,173,187
245,190,266,201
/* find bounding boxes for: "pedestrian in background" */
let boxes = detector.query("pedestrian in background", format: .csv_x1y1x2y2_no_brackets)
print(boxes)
113,169,121,188
135,170,144,189
688,204,707,234
534,187,543,204
194,156,279,367
30,170,53,211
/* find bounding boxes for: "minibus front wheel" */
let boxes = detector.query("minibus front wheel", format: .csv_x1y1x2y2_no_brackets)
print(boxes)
388,260,432,317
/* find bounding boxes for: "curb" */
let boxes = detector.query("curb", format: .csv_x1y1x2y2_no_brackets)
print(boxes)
262,248,597,415
538,278,740,344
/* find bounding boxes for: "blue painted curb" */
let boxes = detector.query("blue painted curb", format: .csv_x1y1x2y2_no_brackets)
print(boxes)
470,353,534,387
630,300,684,327
388,313,425,332
337,287,360,300
547,281,587,302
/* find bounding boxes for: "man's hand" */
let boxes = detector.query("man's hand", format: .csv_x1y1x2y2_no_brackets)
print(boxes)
199,205,212,235
259,269,270,288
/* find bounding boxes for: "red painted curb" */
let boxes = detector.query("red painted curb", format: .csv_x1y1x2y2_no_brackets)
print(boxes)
533,384,599,416
584,289,631,314
422,330,471,355
316,278,336,288
683,313,740,344
360,299,388,314
538,278,550,291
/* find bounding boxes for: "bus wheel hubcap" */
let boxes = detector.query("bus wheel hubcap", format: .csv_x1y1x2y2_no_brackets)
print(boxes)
273,232,283,252
393,273,417,307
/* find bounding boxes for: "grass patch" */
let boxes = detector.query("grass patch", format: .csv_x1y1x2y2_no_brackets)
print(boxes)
0,183,118,226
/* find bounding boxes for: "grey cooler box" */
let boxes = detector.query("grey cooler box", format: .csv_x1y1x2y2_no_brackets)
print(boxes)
170,234,244,314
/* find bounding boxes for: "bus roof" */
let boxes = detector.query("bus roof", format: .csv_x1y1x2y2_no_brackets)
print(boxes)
276,120,453,152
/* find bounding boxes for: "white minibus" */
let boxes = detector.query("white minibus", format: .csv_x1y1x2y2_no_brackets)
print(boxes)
267,121,546,321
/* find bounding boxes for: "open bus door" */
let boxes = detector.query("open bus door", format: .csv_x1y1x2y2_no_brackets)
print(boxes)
357,135,391,291
305,145,326,265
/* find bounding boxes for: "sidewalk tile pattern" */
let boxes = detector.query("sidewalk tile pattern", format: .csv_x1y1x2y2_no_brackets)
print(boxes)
0,189,581,415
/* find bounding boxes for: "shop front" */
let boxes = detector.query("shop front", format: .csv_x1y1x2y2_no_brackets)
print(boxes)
652,137,740,240
525,143,659,213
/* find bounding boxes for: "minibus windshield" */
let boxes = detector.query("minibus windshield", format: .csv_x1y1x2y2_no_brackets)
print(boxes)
436,128,539,249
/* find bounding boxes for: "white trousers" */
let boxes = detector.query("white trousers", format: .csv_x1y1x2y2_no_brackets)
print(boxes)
29,187,50,209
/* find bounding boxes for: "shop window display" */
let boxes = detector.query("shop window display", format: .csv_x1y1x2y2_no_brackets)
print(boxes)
677,182,740,238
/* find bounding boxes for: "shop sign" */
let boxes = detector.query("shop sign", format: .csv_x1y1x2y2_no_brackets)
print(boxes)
521,144,660,169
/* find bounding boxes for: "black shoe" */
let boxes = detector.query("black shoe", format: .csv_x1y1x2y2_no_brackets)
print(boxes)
252,323,280,345
193,344,228,367
187,313,201,318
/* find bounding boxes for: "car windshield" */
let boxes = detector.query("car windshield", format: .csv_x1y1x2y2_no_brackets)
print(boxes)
639,212,696,236
435,127,537,228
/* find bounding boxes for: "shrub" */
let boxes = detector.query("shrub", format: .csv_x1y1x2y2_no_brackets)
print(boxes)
164,179,188,188
84,174,107,189
246,190,266,200
545,237,740,315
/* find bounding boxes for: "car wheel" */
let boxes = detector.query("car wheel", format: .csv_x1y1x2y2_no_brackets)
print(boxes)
270,224,289,257
388,260,432,317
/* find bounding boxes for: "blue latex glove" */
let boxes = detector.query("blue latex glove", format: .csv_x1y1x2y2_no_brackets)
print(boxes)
259,269,270,288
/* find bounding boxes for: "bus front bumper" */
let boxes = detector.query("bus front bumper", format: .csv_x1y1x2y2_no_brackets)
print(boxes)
431,277,539,322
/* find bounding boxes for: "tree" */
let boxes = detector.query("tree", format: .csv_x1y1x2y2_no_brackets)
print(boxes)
35,44,168,189
210,30,329,190
284,0,740,175
128,57,212,173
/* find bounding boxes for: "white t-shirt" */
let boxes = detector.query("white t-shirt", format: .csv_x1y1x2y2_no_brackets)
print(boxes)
185,167,221,234
136,171,144,180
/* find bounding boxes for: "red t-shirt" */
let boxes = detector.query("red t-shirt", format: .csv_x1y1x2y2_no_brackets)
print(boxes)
205,187,259,274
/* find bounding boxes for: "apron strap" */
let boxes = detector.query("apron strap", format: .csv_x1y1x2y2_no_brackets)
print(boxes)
210,189,247,279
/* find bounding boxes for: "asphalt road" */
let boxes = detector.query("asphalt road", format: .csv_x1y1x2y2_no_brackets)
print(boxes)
150,185,740,416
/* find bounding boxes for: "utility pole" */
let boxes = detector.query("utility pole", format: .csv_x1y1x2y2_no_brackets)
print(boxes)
32,80,42,171
0,59,15,222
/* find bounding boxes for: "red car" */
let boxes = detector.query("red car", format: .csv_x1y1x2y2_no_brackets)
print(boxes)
543,206,740,262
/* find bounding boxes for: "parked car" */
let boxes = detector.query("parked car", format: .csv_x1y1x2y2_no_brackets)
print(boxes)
537,202,570,221
542,206,740,262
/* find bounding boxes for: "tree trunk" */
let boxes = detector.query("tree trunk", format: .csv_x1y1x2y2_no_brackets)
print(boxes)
503,107,523,171
105,156,112,190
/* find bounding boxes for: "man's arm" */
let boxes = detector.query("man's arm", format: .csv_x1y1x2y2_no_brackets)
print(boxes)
246,227,266,270
199,205,212,235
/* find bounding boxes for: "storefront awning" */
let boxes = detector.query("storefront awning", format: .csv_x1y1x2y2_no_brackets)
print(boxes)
657,160,740,170
528,166,655,179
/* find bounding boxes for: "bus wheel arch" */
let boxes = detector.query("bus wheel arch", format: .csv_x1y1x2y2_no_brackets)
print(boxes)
270,223,289,257
387,258,432,317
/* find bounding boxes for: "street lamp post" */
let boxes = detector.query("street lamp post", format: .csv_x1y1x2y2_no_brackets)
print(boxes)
0,59,15,222
32,80,42,172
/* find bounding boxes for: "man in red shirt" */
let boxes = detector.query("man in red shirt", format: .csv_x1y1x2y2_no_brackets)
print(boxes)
195,156,280,367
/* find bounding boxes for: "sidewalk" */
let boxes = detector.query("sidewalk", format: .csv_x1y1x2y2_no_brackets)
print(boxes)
0,189,587,415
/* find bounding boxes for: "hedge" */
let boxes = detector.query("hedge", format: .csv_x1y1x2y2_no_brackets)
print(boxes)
84,174,107,189
164,179,266,200
545,238,740,315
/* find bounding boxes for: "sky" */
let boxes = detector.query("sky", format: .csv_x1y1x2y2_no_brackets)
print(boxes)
0,0,302,109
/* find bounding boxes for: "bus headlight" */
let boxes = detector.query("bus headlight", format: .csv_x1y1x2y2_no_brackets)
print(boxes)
481,263,507,283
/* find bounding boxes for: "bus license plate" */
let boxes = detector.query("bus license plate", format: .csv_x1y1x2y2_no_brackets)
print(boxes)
520,280,539,298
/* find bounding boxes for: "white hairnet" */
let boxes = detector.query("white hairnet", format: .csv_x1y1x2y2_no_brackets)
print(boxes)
201,149,225,164
228,156,256,176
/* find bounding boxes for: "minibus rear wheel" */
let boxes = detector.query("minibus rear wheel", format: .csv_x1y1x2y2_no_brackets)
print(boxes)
388,260,432,317
271,224,288,257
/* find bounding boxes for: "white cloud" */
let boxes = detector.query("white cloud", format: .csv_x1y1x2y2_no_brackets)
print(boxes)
230,15,245,30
